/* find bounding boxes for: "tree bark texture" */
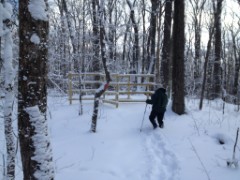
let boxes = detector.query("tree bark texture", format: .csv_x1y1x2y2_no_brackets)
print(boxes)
199,28,214,110
18,0,54,179
1,2,16,179
91,0,111,133
212,0,223,99
189,0,206,80
148,0,158,74
172,0,185,115
161,0,173,88
231,31,240,96
127,0,140,73
141,0,147,75
91,0,101,74
62,0,77,71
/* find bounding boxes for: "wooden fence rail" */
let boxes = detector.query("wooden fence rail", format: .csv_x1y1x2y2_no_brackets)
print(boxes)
68,73,155,107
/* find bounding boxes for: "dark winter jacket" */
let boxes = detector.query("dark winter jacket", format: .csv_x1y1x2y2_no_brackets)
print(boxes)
146,88,168,113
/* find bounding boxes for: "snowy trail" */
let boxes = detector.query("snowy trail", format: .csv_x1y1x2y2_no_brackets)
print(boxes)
143,129,180,180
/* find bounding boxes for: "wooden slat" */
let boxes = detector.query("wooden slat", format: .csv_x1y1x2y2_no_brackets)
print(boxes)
68,72,156,106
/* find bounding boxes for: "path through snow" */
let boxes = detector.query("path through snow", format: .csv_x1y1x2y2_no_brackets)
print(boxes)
143,128,180,180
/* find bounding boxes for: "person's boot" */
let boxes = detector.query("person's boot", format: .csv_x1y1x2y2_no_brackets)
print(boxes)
159,122,164,128
153,123,158,129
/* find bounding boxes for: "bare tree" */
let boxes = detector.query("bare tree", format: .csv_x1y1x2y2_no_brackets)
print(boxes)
61,0,84,115
189,0,207,81
212,0,223,99
230,28,240,97
147,0,159,74
161,0,173,88
91,0,101,74
18,0,54,179
62,0,78,72
91,0,111,133
141,0,147,74
199,26,214,110
126,0,140,73
172,0,185,115
155,2,163,85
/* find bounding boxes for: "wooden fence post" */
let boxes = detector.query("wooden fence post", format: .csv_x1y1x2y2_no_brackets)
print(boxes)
127,75,130,99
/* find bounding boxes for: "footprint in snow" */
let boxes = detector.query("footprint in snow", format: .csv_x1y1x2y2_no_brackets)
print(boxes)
144,129,180,180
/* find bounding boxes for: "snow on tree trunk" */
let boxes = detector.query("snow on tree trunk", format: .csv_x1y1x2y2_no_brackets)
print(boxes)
24,106,54,179
18,0,54,179
91,0,111,133
1,2,16,180
61,0,84,115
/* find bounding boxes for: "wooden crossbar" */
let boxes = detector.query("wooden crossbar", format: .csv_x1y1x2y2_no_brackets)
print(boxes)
68,73,155,107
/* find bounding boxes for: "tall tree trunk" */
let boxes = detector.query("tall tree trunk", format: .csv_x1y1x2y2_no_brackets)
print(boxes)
108,0,115,64
212,0,223,99
189,0,206,81
0,1,3,73
91,0,101,74
172,0,185,115
122,18,131,67
155,2,163,85
62,0,84,114
91,0,101,88
91,1,111,133
57,0,68,78
126,0,139,73
231,31,240,97
82,0,86,73
18,0,54,179
141,0,147,74
199,27,214,110
62,0,77,72
148,0,158,74
1,2,16,179
161,0,173,88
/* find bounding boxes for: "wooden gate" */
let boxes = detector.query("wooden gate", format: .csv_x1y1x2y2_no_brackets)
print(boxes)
68,73,155,107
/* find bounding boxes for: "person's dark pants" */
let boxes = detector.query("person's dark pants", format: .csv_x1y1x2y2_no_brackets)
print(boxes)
149,110,164,128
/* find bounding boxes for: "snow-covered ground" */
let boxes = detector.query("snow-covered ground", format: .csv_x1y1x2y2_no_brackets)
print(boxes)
1,94,239,179
45,95,240,180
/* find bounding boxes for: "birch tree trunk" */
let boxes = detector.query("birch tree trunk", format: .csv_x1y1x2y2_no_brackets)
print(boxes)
1,1,16,179
91,0,111,133
61,0,84,115
155,2,163,86
18,0,54,179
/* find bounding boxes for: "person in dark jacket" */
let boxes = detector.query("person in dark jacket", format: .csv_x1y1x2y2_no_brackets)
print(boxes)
146,87,168,129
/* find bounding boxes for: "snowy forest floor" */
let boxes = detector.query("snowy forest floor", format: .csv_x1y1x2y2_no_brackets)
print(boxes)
3,94,240,180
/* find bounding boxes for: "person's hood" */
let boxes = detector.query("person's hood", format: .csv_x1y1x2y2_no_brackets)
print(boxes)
157,88,166,94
